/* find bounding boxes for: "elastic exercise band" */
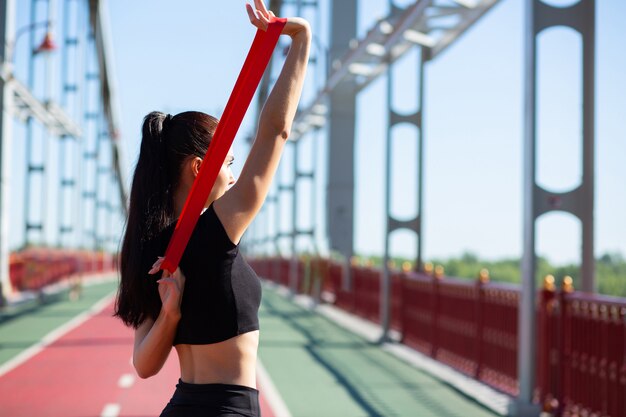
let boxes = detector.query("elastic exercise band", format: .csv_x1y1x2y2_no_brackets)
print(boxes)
160,17,287,273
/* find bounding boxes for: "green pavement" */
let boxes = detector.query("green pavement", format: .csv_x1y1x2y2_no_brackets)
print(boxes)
259,287,498,417
0,278,118,367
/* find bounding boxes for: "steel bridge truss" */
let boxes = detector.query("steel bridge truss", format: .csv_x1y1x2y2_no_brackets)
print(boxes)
248,1,597,416
0,0,126,300
291,0,501,140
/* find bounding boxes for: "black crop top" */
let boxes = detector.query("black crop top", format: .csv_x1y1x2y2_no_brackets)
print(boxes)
141,203,261,345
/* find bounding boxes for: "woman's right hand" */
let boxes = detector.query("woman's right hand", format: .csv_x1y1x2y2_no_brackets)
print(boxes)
149,257,185,320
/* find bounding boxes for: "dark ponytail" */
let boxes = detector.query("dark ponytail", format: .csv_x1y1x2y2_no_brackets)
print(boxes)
114,111,219,328
138,112,176,242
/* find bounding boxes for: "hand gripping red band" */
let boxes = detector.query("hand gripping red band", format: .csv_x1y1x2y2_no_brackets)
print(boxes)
160,17,287,273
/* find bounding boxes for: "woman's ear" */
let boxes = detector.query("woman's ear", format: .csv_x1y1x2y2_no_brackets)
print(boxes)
191,157,203,177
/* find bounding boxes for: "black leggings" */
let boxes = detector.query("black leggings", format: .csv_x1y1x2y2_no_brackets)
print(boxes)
160,379,260,417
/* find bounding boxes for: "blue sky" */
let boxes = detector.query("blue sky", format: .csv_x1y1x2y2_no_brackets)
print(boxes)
8,0,626,267
109,0,626,265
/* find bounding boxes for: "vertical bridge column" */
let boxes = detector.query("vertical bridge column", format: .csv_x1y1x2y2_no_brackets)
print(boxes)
288,0,320,295
519,0,595,415
381,38,427,341
0,0,15,303
327,0,357,264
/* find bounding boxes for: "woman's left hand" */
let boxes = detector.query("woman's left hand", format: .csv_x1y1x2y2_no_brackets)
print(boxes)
246,0,310,38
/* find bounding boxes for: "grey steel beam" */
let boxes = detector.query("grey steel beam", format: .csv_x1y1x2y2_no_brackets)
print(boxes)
0,0,15,304
23,0,46,248
289,136,318,292
58,0,82,248
249,0,320,272
381,25,427,341
327,0,357,262
519,2,539,411
255,0,284,134
0,0,81,139
93,119,105,250
416,49,425,274
82,31,98,250
1,77,82,137
88,0,127,215
248,0,283,258
518,1,595,415
289,141,298,293
290,0,501,142
287,0,320,294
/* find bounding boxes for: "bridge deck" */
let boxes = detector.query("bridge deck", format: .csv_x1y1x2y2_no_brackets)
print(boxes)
0,276,498,417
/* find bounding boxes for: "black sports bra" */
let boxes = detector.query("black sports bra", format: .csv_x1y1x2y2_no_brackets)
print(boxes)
142,203,261,345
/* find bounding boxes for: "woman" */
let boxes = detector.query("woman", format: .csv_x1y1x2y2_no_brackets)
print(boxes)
113,2,310,416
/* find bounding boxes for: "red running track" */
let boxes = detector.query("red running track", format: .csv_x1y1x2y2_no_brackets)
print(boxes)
0,298,276,417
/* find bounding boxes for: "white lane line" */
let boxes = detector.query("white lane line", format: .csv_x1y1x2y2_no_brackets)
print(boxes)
118,373,135,389
100,403,121,417
257,358,292,417
0,290,117,378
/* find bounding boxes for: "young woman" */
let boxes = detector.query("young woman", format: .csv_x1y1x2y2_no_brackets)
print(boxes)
113,2,310,416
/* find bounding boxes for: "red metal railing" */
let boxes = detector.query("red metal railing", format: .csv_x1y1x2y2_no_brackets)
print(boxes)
8,248,117,293
479,281,519,396
556,292,626,416
250,257,626,417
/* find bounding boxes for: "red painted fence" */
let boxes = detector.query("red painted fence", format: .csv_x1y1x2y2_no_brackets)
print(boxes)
250,257,626,417
8,248,117,293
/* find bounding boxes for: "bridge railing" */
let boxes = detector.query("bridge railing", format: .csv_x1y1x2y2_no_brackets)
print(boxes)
8,248,117,293
552,291,626,416
249,256,626,417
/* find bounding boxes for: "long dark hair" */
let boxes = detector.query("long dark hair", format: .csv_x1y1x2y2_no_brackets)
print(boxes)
114,111,219,328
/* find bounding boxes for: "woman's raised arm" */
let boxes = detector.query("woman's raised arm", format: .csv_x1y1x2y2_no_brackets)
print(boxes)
215,1,311,243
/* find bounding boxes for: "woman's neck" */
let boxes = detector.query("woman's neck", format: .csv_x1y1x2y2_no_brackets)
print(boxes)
172,184,213,219
173,185,190,219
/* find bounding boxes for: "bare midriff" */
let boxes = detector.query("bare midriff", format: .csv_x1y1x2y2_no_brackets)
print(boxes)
174,330,260,388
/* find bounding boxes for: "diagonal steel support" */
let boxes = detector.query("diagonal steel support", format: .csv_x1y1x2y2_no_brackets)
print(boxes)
0,71,82,137
290,0,501,142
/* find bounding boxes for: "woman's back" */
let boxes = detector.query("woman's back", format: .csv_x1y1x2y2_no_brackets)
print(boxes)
141,203,262,387
144,203,261,343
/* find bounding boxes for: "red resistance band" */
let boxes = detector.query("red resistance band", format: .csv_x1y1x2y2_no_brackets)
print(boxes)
160,17,287,273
